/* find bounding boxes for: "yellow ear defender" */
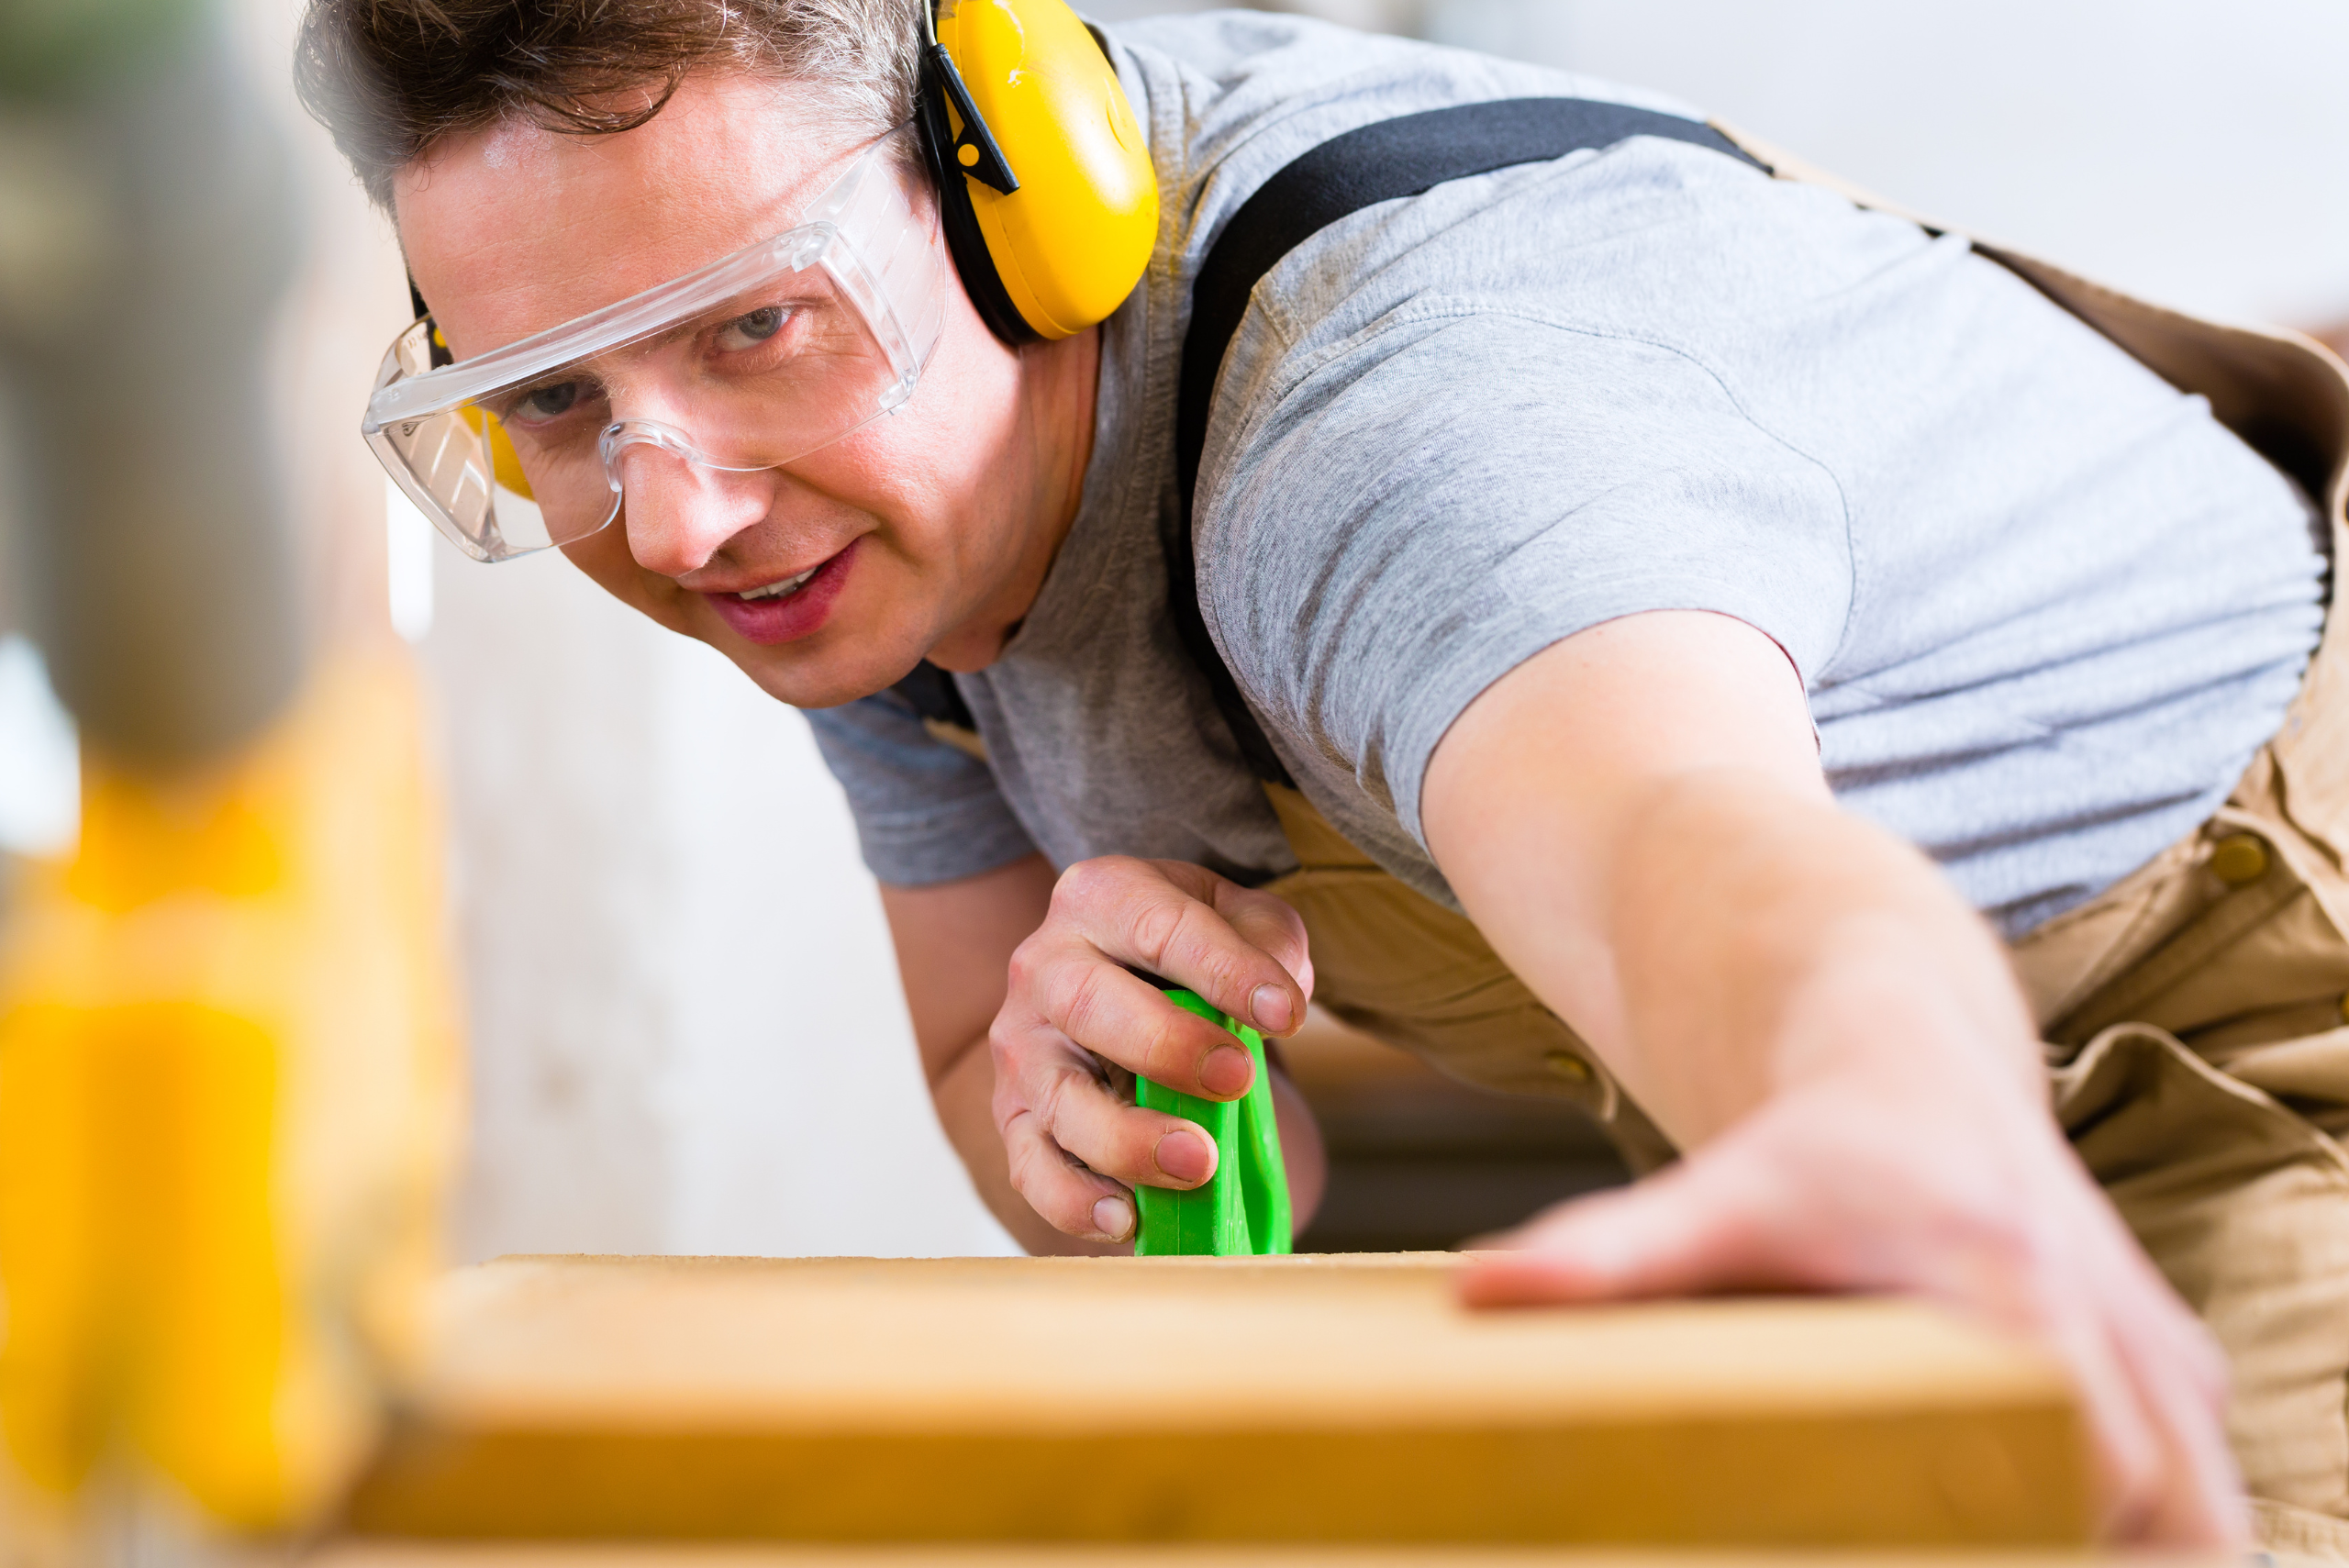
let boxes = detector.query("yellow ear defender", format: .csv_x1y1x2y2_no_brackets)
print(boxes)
917,0,1159,343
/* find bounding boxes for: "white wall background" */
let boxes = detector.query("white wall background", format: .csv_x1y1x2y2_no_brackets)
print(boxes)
1429,0,2349,328
7,1,2342,1264
422,545,1012,1261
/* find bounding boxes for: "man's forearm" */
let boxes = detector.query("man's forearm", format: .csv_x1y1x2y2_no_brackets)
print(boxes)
1419,618,2043,1154
1600,772,2044,1148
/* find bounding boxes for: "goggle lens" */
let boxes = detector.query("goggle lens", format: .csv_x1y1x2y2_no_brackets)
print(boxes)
364,128,942,562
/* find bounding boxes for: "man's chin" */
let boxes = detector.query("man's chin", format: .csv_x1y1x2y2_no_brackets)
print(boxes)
721,639,935,712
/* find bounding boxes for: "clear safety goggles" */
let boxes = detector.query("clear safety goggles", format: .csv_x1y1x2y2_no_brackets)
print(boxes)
362,125,947,562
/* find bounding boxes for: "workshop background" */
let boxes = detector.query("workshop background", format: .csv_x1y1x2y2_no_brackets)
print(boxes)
2,0,2345,1265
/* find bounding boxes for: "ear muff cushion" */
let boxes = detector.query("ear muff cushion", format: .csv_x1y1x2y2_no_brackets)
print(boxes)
934,0,1158,341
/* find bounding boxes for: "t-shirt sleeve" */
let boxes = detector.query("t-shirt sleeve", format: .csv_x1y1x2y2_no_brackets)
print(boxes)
803,691,1041,886
1205,311,1854,845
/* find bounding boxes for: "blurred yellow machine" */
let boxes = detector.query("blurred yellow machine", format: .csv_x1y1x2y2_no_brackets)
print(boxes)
0,655,458,1536
0,0,461,1547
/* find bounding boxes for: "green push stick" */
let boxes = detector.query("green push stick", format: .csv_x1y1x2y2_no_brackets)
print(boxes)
1132,989,1292,1256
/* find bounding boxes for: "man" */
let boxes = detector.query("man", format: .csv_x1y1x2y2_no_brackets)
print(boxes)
297,0,2349,1550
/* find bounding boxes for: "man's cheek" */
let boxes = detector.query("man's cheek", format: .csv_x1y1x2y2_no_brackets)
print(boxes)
557,536,698,635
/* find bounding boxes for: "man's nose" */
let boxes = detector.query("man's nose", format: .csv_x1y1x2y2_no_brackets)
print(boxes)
615,448,774,579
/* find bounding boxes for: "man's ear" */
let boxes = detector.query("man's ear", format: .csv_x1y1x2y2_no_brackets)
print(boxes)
916,0,1156,344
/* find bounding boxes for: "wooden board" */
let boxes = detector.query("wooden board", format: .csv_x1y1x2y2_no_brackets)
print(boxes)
343,1255,2087,1548
312,1551,2236,1568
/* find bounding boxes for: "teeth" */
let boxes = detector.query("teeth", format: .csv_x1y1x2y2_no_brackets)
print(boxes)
739,565,818,602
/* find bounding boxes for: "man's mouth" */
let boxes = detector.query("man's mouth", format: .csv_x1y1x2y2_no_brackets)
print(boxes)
699,539,860,647
736,564,820,602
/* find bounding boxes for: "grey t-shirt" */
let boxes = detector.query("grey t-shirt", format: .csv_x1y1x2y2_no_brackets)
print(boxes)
807,11,2324,938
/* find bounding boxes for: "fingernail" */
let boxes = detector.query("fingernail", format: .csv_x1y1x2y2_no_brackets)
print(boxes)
1155,1127,1216,1184
1199,1044,1252,1098
1251,984,1295,1033
1092,1195,1135,1241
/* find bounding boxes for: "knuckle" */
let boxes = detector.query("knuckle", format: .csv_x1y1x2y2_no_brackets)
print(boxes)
1001,1135,1057,1205
1124,896,1190,972
1185,929,1252,998
1228,879,1308,939
1271,906,1312,966
1136,1011,1198,1084
992,1074,1039,1136
1000,1120,1086,1230
1030,1064,1077,1131
1002,933,1058,1003
1957,1209,2041,1278
985,1014,1027,1075
1043,958,1112,1042
1054,855,1141,917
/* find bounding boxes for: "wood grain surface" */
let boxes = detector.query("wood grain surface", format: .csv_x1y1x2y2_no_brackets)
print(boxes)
313,1551,2247,1568
343,1254,2088,1548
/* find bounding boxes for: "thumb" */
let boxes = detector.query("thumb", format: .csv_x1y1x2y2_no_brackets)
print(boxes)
1459,1151,1782,1308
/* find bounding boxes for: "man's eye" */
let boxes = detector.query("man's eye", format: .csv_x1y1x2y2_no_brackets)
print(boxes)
517,381,584,420
717,306,788,352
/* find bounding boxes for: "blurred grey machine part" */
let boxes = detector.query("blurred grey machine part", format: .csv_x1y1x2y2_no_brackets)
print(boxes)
0,0,303,768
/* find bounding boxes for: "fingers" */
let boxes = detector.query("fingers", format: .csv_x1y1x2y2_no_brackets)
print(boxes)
2108,1320,2244,1547
1460,1150,1783,1307
2002,1175,2243,1548
2082,1238,2245,1547
2031,1276,2176,1545
1053,857,1310,1038
988,1013,1225,1243
2123,1340,2246,1547
1203,875,1317,1020
1031,954,1260,1100
987,855,1315,1243
2044,1283,2242,1548
998,1095,1136,1244
1028,1042,1221,1189
1456,1106,2250,1553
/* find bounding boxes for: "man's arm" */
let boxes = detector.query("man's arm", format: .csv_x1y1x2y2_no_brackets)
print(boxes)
879,854,1325,1254
1420,610,2242,1548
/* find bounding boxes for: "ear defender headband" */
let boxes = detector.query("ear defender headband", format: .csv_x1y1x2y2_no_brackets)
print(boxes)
915,0,1159,344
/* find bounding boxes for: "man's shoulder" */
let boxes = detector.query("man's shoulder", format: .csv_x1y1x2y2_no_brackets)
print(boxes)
1101,11,1702,248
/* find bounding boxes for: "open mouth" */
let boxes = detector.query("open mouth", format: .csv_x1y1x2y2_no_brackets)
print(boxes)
700,539,860,647
737,564,821,602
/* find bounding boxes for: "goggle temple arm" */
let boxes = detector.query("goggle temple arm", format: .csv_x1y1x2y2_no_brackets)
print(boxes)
406,273,453,371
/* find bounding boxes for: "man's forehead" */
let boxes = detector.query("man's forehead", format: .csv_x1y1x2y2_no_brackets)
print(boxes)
396,72,862,359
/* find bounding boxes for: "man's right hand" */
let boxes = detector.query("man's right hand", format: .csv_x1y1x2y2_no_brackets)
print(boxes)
986,856,1313,1243
1459,1016,2245,1545
1422,612,2247,1549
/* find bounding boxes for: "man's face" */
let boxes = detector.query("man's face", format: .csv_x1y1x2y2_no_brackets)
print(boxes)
395,72,1053,707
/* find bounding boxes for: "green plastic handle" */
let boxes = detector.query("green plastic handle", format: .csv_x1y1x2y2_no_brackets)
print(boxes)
1132,989,1293,1256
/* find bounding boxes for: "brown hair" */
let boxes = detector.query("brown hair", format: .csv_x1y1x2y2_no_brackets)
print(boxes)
293,0,925,209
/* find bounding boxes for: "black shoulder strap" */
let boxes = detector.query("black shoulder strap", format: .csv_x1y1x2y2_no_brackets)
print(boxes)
1168,98,1768,786
892,657,977,732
